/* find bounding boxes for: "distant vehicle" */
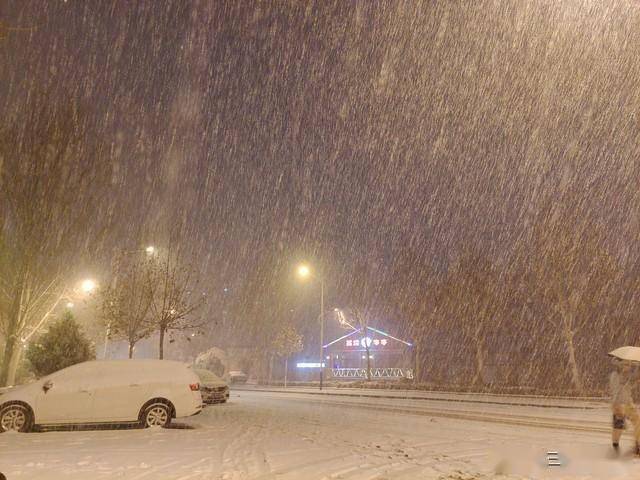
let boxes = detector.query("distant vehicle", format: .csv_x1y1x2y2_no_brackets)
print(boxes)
228,370,248,384
0,359,203,433
195,369,229,404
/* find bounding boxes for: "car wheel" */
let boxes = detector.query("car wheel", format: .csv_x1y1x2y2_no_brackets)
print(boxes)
142,403,171,428
0,404,33,433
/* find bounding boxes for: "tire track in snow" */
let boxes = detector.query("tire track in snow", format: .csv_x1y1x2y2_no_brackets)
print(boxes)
255,441,491,480
217,418,273,479
234,391,518,480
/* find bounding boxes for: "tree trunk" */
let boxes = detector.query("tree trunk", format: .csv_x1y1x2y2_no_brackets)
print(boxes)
284,357,288,388
128,342,135,359
8,344,24,386
472,335,486,386
564,328,583,392
159,325,166,360
365,344,371,381
0,335,19,386
0,278,26,386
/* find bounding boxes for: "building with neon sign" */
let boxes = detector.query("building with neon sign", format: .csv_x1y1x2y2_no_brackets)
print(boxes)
322,326,414,380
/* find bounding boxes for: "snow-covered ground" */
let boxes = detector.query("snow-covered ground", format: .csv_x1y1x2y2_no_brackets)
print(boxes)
1,389,639,479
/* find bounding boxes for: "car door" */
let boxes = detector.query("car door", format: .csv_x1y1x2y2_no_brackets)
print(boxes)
35,366,94,424
91,364,151,422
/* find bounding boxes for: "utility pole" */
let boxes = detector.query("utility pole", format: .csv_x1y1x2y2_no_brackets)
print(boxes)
295,262,326,391
414,343,420,384
319,277,325,390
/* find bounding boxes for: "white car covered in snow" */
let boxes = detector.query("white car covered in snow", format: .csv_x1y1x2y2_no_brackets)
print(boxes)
0,359,203,433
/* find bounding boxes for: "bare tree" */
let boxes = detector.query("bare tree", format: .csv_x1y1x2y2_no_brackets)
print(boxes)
149,254,206,359
0,96,108,385
0,264,68,384
445,252,505,387
226,249,296,381
520,220,618,393
272,325,303,387
99,257,155,358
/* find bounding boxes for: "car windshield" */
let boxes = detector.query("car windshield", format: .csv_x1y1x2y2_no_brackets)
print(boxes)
195,369,221,384
1,2,638,479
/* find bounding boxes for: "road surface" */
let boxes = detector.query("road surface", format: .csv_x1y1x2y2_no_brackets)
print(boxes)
1,389,638,480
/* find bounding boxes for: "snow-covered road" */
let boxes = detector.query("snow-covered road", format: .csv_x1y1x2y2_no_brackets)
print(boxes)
1,389,638,480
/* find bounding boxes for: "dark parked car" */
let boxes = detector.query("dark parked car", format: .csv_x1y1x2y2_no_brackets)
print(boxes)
195,369,229,405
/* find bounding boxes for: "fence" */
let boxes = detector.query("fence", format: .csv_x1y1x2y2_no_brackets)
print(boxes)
330,367,414,379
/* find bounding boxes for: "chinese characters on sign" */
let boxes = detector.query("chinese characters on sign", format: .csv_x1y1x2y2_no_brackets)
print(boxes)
345,338,388,347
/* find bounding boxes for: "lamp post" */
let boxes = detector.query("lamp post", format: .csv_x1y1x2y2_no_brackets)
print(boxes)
296,263,325,390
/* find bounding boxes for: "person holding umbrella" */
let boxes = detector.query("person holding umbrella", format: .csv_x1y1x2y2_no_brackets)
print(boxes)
608,346,640,454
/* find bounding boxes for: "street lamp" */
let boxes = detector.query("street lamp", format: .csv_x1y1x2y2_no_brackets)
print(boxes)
20,277,97,345
145,245,156,256
296,262,325,390
81,279,97,294
296,264,311,279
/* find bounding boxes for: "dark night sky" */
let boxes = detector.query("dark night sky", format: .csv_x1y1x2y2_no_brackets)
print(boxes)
2,1,640,339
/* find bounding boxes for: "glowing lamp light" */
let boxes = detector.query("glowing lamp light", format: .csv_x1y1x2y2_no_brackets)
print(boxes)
296,264,311,279
145,245,156,255
81,279,96,294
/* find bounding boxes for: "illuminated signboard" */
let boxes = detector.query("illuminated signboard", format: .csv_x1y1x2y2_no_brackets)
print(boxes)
296,362,326,368
323,326,412,350
345,337,388,348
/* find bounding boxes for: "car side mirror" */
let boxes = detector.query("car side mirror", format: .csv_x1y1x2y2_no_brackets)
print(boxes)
43,380,53,393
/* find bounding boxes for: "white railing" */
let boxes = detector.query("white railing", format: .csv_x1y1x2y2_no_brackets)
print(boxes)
331,367,413,379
